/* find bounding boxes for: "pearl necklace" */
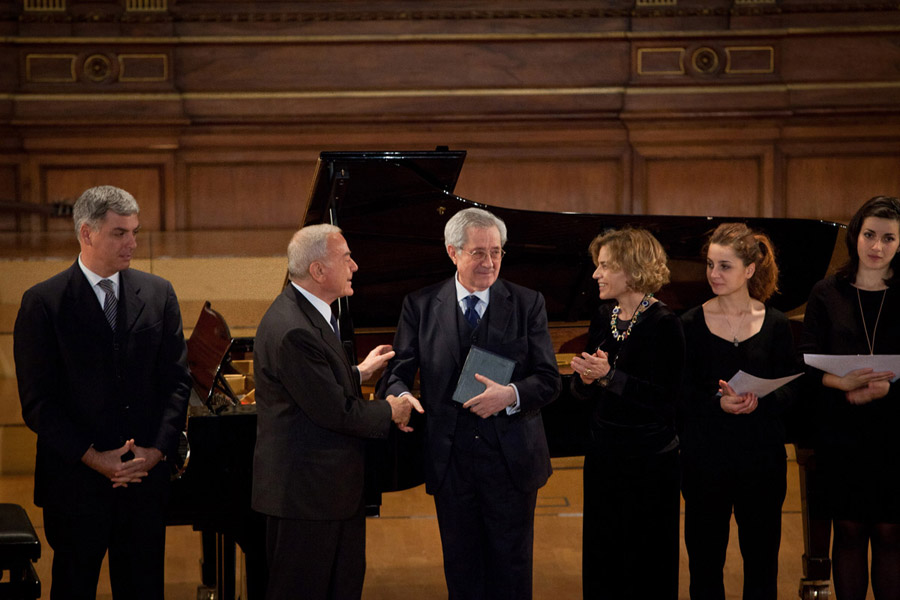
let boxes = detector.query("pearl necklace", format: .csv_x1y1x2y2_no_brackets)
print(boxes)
610,294,652,342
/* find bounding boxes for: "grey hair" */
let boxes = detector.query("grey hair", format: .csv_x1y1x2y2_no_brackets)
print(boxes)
73,185,140,236
287,223,342,280
443,207,508,249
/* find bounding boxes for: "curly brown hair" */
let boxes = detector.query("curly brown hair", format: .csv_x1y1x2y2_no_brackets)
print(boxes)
589,227,670,294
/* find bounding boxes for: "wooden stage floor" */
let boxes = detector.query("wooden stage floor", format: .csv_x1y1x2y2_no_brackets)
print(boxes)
0,456,873,600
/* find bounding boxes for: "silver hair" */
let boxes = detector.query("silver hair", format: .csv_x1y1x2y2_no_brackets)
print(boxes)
72,185,140,236
443,207,508,249
287,223,342,280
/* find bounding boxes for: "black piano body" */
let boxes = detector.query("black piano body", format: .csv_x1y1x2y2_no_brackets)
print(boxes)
166,303,264,600
169,149,846,599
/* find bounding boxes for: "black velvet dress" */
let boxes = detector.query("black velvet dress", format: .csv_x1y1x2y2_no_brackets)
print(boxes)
571,300,685,600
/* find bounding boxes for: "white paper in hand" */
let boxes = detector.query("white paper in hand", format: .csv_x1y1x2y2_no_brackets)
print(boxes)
803,354,900,382
726,370,803,398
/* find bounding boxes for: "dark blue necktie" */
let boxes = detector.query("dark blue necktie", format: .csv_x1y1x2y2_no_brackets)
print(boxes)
464,295,480,329
329,312,340,340
98,279,117,331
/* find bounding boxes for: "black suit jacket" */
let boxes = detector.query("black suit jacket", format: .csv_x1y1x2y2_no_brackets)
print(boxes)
14,261,191,515
379,277,561,494
251,285,393,521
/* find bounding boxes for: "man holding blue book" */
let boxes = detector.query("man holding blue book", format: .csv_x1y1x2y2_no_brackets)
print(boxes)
378,207,561,600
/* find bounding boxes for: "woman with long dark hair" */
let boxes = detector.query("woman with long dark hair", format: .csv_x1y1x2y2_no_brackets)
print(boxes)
800,196,900,600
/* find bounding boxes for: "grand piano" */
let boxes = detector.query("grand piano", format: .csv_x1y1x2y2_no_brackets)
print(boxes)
169,148,846,600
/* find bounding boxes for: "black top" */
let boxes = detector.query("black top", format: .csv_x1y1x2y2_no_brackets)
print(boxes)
679,305,800,471
572,301,685,457
799,275,900,457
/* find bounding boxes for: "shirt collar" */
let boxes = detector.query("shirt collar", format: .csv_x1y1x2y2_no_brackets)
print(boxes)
454,275,490,307
291,281,335,325
78,255,120,292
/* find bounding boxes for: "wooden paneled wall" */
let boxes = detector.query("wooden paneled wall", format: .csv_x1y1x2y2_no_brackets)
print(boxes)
2,1,900,232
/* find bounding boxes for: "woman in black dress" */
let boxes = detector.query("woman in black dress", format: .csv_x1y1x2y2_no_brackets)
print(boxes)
570,227,685,600
680,223,799,600
800,196,900,600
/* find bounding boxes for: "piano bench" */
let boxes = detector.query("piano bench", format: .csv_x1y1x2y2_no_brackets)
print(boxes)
0,504,41,600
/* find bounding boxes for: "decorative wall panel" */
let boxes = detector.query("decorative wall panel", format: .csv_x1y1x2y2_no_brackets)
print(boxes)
455,157,625,215
42,165,165,231
785,155,900,224
0,164,19,232
725,46,774,75
184,163,313,230
22,51,171,86
642,156,764,217
25,54,77,83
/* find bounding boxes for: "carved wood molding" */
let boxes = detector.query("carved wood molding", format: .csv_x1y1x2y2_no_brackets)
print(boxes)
7,3,900,25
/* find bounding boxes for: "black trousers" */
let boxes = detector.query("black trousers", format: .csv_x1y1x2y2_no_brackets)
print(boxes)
582,448,681,600
264,509,366,600
433,412,539,600
682,457,787,600
43,478,167,600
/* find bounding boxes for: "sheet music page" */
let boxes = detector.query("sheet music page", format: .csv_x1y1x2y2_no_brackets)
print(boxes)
726,370,803,398
803,354,900,382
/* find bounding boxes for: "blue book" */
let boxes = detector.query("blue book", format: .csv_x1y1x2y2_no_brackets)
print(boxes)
452,345,516,404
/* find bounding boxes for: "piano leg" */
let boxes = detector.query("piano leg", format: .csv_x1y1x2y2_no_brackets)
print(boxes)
795,445,833,599
199,530,217,590
194,514,267,600
217,533,237,600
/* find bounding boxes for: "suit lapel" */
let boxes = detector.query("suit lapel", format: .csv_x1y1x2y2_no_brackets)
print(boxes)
486,279,513,345
65,262,113,335
289,286,354,377
120,269,145,333
434,277,462,369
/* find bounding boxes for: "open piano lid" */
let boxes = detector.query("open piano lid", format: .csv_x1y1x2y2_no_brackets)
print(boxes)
301,149,845,329
304,149,467,226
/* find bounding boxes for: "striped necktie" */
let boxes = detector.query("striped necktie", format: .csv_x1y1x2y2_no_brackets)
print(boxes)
98,279,117,331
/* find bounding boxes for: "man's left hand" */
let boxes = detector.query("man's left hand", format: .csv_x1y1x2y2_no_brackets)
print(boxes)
463,374,516,418
357,344,396,382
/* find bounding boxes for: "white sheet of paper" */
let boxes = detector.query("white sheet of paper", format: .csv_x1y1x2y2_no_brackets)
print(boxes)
803,354,900,382
726,370,803,398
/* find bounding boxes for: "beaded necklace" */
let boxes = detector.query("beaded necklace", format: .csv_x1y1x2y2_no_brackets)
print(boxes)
609,294,652,342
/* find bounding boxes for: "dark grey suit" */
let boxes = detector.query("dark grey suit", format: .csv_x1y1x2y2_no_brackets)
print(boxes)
252,284,392,600
379,277,560,600
14,261,191,599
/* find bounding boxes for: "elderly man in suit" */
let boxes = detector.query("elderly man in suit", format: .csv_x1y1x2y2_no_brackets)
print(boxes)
14,185,192,599
252,223,417,600
378,207,561,600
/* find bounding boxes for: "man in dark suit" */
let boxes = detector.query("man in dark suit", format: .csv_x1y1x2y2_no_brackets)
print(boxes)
252,223,417,600
378,207,561,600
13,185,192,599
